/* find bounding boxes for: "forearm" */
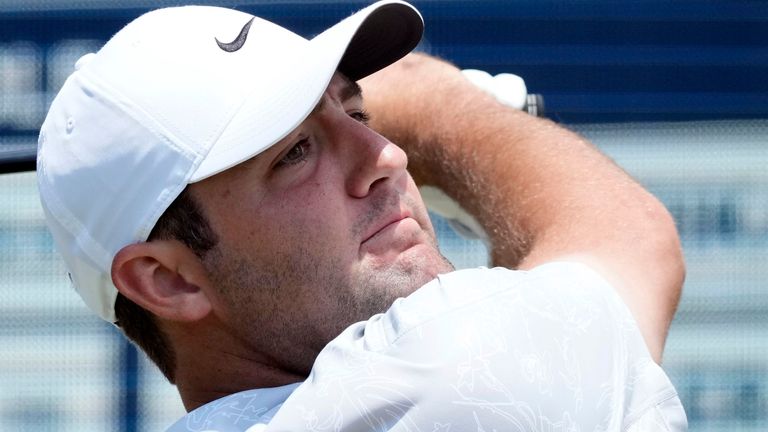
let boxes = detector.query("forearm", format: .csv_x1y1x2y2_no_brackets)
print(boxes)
360,53,685,362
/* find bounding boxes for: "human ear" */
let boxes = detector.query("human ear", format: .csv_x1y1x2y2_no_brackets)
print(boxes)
111,240,212,322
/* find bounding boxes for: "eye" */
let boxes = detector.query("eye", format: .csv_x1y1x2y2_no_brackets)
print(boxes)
349,110,370,125
275,138,311,169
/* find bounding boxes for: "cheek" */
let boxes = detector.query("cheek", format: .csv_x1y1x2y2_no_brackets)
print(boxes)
255,187,355,257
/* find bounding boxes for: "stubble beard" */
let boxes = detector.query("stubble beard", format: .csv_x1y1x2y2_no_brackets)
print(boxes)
202,191,454,376
204,237,453,376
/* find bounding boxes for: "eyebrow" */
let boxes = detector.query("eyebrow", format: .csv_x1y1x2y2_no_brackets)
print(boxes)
310,75,363,117
340,77,363,102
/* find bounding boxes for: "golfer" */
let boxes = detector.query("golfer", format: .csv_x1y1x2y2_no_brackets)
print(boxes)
37,1,687,430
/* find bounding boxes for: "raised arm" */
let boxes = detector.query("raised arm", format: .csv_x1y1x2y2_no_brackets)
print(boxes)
359,53,685,363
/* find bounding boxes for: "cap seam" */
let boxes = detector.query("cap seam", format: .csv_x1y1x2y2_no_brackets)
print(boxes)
38,158,112,270
77,70,203,163
75,71,204,243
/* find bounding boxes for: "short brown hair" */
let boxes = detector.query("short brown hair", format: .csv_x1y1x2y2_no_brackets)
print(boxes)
114,188,218,383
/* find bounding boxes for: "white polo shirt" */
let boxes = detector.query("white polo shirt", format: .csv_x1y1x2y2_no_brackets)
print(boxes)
168,262,687,431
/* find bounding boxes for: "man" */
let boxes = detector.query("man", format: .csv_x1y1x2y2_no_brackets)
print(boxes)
37,1,687,430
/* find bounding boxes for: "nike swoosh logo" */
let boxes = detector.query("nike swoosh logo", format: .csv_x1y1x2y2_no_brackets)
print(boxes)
216,17,255,53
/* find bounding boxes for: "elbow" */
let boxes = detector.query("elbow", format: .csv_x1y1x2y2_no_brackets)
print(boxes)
649,198,686,308
637,196,686,362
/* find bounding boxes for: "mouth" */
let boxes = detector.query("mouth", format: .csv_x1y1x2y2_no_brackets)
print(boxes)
361,212,411,245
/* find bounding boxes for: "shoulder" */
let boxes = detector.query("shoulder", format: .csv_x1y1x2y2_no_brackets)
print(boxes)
270,261,686,430
387,261,634,348
384,261,620,341
319,262,623,353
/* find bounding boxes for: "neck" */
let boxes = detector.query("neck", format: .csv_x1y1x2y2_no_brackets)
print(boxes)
168,321,307,412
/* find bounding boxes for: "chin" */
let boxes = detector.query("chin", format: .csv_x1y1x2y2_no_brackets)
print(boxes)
398,243,455,290
356,240,454,301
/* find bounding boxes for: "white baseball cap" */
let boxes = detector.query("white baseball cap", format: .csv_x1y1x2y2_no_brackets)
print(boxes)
37,1,424,323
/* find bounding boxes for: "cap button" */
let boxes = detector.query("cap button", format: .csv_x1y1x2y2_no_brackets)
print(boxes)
66,117,75,134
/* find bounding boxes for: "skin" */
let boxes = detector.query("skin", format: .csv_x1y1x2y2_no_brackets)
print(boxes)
113,53,684,412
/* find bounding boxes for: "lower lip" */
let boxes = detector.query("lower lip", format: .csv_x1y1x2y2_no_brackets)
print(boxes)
361,218,419,252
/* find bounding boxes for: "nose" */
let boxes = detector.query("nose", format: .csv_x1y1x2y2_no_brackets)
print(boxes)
342,120,409,198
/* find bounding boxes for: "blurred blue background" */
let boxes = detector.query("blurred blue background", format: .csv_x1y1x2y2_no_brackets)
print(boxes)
1,0,766,430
